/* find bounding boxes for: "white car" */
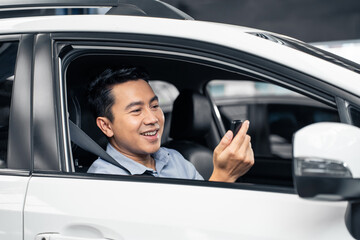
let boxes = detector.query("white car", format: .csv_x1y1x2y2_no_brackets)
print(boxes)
0,1,360,239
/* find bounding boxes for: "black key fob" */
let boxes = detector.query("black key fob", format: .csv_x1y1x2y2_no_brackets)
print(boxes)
230,120,243,136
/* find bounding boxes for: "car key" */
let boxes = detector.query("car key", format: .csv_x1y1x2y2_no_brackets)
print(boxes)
230,120,243,136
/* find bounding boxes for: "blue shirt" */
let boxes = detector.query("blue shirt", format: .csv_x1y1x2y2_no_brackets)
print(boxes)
87,143,204,180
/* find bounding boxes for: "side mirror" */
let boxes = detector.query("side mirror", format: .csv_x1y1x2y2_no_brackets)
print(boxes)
293,122,360,239
293,122,360,201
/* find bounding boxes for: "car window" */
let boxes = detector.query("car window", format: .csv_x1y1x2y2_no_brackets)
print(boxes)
0,41,18,169
60,40,342,188
207,80,340,186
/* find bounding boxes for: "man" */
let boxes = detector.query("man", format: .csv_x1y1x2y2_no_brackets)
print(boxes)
87,66,254,182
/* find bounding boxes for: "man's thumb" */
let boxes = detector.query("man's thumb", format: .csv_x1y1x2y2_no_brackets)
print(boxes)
215,130,233,153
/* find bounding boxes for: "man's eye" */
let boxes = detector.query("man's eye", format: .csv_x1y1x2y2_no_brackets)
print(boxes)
131,109,141,113
152,104,159,109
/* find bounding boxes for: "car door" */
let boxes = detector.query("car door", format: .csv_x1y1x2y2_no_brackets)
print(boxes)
24,33,355,240
0,35,32,240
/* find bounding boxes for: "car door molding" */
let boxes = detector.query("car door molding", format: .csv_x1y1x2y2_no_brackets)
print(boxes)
31,171,296,194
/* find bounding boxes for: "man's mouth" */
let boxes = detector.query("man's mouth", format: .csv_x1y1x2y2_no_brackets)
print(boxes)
140,129,159,136
142,130,158,136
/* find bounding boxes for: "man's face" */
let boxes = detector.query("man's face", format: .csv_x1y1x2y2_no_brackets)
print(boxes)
102,80,164,158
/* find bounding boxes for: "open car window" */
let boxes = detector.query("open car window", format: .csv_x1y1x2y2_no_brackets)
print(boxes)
59,36,344,190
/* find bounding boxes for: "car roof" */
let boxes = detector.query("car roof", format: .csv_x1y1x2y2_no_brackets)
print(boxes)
1,14,360,96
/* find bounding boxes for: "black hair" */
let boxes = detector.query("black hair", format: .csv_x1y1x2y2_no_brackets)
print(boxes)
87,66,149,122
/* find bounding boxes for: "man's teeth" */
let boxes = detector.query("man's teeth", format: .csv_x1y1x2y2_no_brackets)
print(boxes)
143,131,157,136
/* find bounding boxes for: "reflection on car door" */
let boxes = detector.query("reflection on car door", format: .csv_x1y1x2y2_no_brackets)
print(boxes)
24,176,352,239
0,175,29,240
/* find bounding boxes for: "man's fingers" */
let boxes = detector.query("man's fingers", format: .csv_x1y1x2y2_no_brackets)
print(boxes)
239,135,254,166
214,130,233,155
245,139,255,166
239,134,251,153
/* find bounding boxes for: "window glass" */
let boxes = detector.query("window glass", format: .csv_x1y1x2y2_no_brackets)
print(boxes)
207,80,339,186
0,42,18,168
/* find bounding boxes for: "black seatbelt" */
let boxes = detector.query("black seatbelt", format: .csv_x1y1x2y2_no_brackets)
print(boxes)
68,120,131,175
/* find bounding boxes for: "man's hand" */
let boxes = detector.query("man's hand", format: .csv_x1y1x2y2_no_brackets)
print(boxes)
209,120,254,182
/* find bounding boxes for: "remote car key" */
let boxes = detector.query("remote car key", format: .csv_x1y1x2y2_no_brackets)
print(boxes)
230,120,243,136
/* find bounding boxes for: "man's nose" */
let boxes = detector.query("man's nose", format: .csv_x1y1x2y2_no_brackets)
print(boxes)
143,108,158,125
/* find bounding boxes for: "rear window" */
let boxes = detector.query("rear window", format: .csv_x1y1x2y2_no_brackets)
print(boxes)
0,41,18,168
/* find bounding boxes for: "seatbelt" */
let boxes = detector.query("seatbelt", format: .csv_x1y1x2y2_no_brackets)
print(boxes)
68,120,131,175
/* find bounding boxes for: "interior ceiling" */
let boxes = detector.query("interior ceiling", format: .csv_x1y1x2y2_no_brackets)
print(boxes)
66,54,243,92
163,0,360,43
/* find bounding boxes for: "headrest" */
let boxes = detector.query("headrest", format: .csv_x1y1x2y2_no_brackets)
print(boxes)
170,90,212,140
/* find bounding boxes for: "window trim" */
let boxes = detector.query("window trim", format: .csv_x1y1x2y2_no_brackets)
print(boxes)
32,33,63,172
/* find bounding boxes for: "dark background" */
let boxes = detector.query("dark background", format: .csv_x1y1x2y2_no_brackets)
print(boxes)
163,0,360,42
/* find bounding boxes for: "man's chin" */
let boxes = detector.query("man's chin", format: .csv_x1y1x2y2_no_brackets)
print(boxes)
140,135,162,153
146,144,161,154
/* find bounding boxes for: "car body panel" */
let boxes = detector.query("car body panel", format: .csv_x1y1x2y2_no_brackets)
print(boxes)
24,176,353,240
0,175,29,240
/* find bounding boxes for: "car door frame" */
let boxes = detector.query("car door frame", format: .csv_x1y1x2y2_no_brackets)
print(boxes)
23,32,359,240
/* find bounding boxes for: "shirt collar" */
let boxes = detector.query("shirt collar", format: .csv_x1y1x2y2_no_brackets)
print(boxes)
106,143,170,175
152,147,170,173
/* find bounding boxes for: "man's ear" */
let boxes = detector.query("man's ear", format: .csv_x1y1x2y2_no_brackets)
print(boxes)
96,116,114,138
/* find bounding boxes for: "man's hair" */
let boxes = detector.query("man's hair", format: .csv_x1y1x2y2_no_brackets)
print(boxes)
87,66,149,122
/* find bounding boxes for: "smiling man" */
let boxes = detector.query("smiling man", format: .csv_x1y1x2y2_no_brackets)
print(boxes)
87,66,254,182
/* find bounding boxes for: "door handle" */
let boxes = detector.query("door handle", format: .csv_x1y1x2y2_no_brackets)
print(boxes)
36,233,114,240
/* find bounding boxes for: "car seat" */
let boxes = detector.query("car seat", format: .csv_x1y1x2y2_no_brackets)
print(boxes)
68,88,108,172
163,89,214,180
